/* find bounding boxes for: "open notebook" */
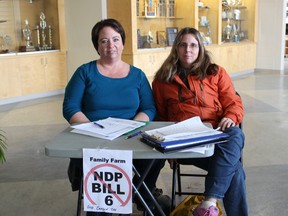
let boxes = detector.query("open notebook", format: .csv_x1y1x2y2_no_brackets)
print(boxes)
70,117,146,140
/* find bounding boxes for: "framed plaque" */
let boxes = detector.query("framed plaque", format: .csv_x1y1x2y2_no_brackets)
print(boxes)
166,27,178,46
157,31,166,47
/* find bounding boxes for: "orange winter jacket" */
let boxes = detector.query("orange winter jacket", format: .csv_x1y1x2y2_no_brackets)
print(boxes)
152,66,244,128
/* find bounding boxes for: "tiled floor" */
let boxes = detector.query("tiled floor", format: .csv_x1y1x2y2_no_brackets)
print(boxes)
0,69,288,216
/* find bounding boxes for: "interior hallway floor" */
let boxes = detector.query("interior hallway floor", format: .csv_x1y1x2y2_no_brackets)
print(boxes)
0,69,288,216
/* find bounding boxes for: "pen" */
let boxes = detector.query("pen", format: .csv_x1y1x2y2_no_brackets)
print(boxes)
125,131,142,139
93,122,105,129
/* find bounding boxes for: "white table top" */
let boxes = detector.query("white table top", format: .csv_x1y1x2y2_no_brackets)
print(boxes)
45,121,214,159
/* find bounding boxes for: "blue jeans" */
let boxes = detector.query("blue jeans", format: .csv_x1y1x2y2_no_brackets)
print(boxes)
178,126,248,216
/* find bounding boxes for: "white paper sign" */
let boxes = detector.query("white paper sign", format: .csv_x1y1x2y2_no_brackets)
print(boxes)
83,149,133,214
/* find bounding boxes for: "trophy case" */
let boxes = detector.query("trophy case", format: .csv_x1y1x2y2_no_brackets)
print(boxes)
107,0,257,78
0,0,67,100
0,0,64,53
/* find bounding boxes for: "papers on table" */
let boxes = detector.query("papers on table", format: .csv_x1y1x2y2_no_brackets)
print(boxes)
141,116,229,153
151,144,212,154
70,117,146,140
144,116,222,142
178,144,212,154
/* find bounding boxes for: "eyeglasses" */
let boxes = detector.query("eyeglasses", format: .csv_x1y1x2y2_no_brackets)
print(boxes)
178,42,199,49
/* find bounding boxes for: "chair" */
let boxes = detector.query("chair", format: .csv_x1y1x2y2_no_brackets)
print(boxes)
171,123,243,209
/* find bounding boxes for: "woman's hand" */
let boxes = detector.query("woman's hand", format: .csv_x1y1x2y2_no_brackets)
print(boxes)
133,112,150,121
218,117,235,131
69,112,90,125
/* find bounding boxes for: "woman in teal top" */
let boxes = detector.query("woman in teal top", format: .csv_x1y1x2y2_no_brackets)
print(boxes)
62,19,165,216
63,60,155,122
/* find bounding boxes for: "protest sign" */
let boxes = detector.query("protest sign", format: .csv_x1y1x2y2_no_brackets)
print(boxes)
83,149,133,214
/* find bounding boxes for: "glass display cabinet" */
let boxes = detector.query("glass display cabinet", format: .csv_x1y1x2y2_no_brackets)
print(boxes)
0,0,67,100
111,0,257,77
0,0,65,54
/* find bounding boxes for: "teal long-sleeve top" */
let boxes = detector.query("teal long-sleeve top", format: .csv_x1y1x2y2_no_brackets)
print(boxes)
63,60,156,122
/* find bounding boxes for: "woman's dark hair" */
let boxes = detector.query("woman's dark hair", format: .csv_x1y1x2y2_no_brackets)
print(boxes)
91,18,126,54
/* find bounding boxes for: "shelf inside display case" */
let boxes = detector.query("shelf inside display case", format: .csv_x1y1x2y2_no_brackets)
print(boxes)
198,2,213,45
221,0,254,44
136,0,196,50
0,0,61,55
137,16,182,20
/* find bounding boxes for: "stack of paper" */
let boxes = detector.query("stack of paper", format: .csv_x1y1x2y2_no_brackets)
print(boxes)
141,116,229,153
70,117,146,140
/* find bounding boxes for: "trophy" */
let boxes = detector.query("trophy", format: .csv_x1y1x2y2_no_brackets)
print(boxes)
36,12,53,51
223,19,232,42
20,19,35,52
0,34,12,54
142,31,157,48
40,12,47,48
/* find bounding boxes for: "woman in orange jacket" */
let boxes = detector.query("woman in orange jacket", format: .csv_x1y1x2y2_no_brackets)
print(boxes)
152,28,247,216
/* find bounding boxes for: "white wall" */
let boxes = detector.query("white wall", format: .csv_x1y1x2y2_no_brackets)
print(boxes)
256,0,286,71
64,0,107,79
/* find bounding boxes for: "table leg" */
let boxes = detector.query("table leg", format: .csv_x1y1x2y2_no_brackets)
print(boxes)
171,162,177,210
77,177,83,216
132,184,154,215
133,160,166,216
